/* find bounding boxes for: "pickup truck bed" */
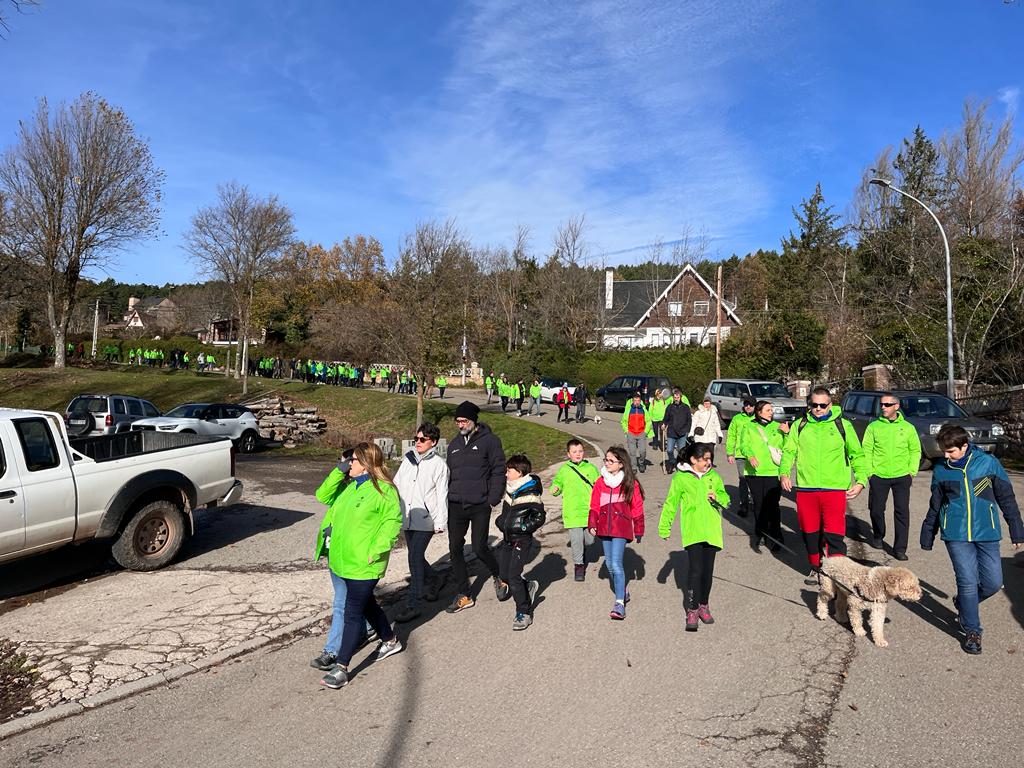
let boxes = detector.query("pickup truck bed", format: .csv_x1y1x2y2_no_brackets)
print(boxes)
71,430,229,462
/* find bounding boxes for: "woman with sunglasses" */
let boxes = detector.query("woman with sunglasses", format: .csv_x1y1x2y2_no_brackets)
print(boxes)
394,422,450,622
313,442,404,689
588,446,645,620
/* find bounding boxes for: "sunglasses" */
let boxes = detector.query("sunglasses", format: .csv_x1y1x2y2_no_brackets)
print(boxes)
415,436,432,443
880,402,899,408
809,402,831,410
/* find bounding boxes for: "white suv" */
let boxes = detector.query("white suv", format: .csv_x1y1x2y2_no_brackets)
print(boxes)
131,403,261,453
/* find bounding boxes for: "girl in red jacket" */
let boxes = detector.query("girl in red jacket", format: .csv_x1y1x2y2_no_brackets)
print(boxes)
588,445,645,619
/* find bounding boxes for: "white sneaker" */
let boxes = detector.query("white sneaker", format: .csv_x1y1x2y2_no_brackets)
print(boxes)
376,638,404,662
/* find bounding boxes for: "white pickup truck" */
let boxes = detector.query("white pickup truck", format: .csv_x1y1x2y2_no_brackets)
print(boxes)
0,409,243,571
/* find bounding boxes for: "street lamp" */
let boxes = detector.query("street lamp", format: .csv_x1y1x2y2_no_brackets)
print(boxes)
869,178,955,398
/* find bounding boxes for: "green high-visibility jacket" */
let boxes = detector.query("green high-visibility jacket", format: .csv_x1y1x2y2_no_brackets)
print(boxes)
660,467,730,549
741,420,786,477
780,407,868,490
436,376,447,387
862,412,921,478
648,398,668,422
485,376,494,389
529,384,541,399
550,459,599,528
726,412,754,458
313,470,402,580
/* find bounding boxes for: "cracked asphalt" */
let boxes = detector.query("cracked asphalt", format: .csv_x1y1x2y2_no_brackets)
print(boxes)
1,389,1021,767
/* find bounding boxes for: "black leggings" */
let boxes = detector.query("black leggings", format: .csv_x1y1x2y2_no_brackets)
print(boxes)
747,475,783,541
685,542,718,609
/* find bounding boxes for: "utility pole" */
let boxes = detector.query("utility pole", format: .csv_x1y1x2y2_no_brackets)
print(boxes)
91,299,100,359
715,265,723,378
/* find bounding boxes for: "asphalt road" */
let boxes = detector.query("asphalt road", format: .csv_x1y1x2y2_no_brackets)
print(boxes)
1,391,1022,768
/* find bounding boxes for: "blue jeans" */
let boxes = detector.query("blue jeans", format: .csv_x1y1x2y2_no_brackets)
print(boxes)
338,578,395,667
601,536,628,602
530,397,542,416
666,436,686,466
945,540,1002,634
324,570,371,655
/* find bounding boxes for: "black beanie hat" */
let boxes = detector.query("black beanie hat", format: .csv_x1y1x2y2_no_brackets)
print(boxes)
455,400,480,422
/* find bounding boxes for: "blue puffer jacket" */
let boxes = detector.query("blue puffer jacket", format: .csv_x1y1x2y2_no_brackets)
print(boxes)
921,447,1024,548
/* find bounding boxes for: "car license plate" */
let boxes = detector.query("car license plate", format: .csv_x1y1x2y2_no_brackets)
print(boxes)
978,444,993,452
70,419,86,425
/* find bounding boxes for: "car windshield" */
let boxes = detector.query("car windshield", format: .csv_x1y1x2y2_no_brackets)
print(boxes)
899,395,967,419
748,383,790,398
164,404,208,419
69,397,107,413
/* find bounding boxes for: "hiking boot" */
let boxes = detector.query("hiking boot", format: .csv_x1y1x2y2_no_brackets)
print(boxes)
963,631,982,655
512,612,533,631
609,602,626,620
527,580,539,607
698,604,715,624
574,564,586,582
376,638,404,662
685,609,700,631
494,577,511,601
320,665,350,689
394,603,421,623
445,594,475,614
310,651,337,671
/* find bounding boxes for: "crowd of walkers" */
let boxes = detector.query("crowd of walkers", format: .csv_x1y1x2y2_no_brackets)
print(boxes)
307,386,1023,689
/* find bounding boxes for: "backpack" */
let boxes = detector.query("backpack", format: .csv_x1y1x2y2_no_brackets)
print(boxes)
795,414,849,466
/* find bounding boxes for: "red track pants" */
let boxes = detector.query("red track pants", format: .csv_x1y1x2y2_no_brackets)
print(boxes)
795,490,848,569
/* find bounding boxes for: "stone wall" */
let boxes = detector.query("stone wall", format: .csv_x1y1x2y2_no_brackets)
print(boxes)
958,385,1024,460
246,396,326,449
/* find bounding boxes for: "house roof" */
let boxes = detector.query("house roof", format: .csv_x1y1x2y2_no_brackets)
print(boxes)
601,263,742,329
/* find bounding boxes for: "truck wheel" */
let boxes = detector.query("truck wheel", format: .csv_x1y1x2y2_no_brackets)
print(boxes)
596,397,607,411
919,457,934,472
111,500,186,571
238,430,258,454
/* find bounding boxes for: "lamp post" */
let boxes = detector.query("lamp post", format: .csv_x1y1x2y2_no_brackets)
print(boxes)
869,178,955,398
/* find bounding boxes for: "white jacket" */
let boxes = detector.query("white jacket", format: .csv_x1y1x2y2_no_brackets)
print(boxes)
394,448,449,531
689,405,723,444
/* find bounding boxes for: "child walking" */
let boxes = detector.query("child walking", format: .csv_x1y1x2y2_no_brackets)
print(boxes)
659,442,731,632
921,424,1023,655
495,454,546,631
551,439,600,582
589,446,645,620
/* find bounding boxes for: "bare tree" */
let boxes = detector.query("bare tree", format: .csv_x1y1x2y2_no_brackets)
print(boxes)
0,0,39,38
479,224,532,352
184,182,295,394
0,93,163,368
549,215,598,350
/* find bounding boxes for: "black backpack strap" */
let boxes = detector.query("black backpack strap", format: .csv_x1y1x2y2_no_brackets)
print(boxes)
569,465,594,487
797,414,849,465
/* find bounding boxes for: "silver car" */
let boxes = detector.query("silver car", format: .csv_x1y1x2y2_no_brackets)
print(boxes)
705,379,807,424
65,394,161,437
131,403,262,453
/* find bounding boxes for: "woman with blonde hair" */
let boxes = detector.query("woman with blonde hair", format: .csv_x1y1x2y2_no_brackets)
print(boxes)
313,442,404,689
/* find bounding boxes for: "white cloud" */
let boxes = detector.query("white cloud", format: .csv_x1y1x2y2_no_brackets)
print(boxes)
383,0,785,262
998,85,1020,115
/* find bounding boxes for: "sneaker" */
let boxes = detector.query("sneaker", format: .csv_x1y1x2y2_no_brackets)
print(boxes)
512,612,533,631
310,651,337,670
494,577,511,601
320,665,350,689
624,590,631,604
394,604,421,623
610,602,626,620
963,631,982,655
446,594,475,614
574,564,586,582
376,638,404,662
698,604,715,624
804,570,820,586
359,627,379,649
527,580,539,607
685,609,700,632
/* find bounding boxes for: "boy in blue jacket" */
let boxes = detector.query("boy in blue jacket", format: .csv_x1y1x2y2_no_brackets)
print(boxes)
921,425,1023,655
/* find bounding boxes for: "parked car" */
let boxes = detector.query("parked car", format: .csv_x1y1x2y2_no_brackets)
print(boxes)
130,403,261,453
595,375,673,411
840,389,1008,469
538,378,577,404
64,394,161,437
0,408,242,570
705,379,807,424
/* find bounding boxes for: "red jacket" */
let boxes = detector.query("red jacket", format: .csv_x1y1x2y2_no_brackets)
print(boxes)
556,389,573,406
588,476,645,541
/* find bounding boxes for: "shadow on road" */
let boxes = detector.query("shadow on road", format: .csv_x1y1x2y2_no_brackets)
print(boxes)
1002,554,1024,632
177,503,315,561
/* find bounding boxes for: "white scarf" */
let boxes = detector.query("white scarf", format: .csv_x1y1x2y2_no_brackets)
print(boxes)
505,474,531,494
600,467,625,488
677,461,707,478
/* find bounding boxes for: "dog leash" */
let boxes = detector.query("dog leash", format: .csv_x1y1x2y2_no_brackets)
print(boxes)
706,497,879,604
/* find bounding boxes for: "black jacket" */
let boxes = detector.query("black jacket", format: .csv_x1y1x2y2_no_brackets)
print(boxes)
495,474,545,542
664,402,692,439
446,422,507,507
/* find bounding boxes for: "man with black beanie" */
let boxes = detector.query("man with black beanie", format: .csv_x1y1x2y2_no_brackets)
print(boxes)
445,400,507,613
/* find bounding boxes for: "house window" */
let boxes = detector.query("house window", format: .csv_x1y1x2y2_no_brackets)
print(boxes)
688,332,698,345
693,300,710,316
668,301,682,317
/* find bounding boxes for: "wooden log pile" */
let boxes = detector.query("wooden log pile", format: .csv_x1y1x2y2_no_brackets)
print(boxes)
245,396,327,448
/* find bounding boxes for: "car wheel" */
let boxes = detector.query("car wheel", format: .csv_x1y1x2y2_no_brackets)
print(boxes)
238,430,258,454
596,397,607,411
111,499,186,571
919,457,934,472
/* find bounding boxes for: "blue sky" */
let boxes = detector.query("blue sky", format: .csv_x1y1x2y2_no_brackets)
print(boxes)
2,0,1021,284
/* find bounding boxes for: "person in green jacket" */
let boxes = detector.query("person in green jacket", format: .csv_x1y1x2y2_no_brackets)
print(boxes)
485,372,495,404
435,375,447,399
740,401,791,553
312,442,404,689
862,393,922,560
725,397,757,518
621,393,654,473
780,387,868,572
660,442,731,632
647,389,668,451
529,378,542,417
551,438,600,581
